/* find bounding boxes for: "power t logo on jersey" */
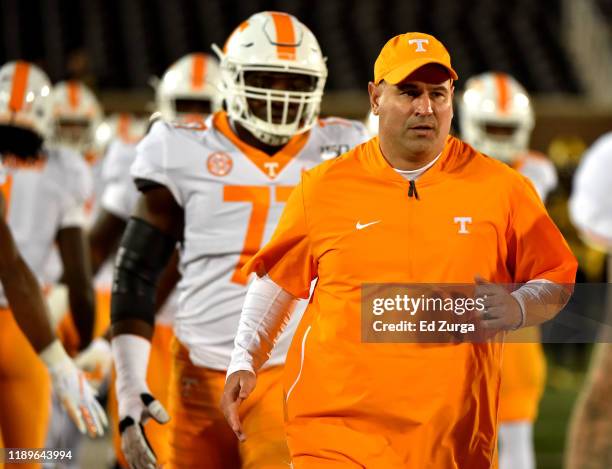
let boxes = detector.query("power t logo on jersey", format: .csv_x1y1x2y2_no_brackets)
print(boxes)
207,152,233,177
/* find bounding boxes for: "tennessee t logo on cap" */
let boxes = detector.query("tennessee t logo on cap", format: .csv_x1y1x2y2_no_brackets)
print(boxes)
408,38,429,52
374,32,458,85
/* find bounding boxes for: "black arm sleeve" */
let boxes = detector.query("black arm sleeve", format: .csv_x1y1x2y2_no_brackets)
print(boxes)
111,217,177,326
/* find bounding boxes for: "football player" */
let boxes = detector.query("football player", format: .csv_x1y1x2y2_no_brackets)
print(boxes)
89,52,220,468
0,61,106,465
566,132,612,469
49,79,110,347
0,188,107,453
459,71,557,469
110,12,368,469
44,80,112,469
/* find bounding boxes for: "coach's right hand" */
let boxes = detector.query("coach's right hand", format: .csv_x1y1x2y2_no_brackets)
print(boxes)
221,370,257,441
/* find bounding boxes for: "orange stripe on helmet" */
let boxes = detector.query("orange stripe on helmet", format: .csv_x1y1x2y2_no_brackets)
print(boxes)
8,62,30,113
223,21,250,53
271,12,296,60
68,81,80,109
495,73,510,114
191,54,206,90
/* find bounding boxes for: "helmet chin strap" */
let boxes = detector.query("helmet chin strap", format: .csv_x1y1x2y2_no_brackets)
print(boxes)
228,114,292,148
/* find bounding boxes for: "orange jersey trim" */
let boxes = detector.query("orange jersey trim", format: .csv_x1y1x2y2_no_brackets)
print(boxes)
0,174,13,218
2,154,47,171
191,54,206,90
271,12,296,60
212,111,309,179
9,62,29,112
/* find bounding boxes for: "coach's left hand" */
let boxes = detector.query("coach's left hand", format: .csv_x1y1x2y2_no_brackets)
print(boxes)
221,370,256,442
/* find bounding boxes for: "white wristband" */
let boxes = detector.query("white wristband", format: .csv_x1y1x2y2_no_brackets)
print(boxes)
39,339,71,369
509,291,527,330
510,280,568,328
111,334,151,396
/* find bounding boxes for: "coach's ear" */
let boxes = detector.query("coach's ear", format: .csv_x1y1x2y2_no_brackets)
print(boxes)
368,81,384,116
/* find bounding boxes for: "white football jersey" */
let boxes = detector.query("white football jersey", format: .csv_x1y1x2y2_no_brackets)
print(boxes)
42,150,111,289
101,138,141,220
86,154,116,291
569,132,612,249
512,150,558,202
0,147,92,307
131,111,369,370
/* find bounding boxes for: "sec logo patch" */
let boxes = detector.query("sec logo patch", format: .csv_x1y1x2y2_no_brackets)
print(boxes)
207,152,233,176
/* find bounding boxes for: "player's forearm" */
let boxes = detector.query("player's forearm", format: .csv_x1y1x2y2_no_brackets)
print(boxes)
0,218,55,351
57,226,96,348
88,209,127,274
227,275,297,376
111,217,177,339
67,283,96,348
2,255,56,352
511,280,572,328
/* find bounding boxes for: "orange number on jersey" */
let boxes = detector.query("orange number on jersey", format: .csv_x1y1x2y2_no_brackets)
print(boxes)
0,174,14,219
223,185,295,285
223,186,270,285
275,186,295,203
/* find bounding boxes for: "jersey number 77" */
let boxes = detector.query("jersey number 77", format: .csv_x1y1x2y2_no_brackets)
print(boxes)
223,185,294,285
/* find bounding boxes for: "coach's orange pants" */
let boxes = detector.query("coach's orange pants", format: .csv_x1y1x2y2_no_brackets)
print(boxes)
499,327,546,422
167,340,290,469
108,323,174,468
0,308,51,469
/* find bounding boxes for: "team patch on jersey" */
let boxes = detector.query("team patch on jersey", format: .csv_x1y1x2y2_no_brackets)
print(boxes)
207,152,233,176
320,144,350,160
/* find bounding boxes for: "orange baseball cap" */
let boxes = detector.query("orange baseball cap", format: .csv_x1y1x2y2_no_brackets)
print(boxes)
374,32,458,84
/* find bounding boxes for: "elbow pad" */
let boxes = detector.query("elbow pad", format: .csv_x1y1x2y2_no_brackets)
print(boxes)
111,217,177,327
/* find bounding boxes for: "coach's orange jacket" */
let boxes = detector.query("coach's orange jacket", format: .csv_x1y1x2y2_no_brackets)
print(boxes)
245,135,577,468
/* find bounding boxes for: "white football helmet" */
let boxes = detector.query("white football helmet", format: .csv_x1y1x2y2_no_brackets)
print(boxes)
0,61,53,139
213,11,327,146
95,113,148,151
156,53,222,123
51,80,103,153
459,72,534,163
